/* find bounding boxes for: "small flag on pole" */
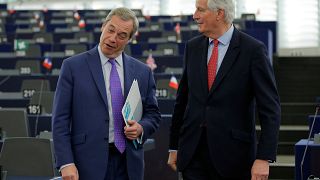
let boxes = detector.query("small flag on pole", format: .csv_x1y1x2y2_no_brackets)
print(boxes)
174,23,182,43
175,23,181,34
8,9,16,15
78,19,86,28
132,31,139,44
34,12,40,20
42,6,48,13
42,57,52,70
144,11,151,21
169,75,179,90
74,11,81,20
39,19,45,28
146,50,157,71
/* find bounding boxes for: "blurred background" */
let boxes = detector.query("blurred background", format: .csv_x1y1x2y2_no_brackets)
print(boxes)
0,0,320,180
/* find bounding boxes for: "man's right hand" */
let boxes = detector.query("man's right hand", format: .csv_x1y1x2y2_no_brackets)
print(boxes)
61,164,79,180
167,151,178,171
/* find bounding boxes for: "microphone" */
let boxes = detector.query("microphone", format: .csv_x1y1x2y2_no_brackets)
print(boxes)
300,103,320,180
0,76,11,87
34,79,45,137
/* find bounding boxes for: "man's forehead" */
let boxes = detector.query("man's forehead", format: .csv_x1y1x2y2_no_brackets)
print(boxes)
107,16,133,32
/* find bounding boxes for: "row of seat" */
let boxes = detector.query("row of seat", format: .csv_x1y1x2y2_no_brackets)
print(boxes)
0,41,186,57
1,20,196,33
0,97,175,142
0,76,179,99
1,9,197,41
0,26,199,44
1,9,192,24
0,57,182,77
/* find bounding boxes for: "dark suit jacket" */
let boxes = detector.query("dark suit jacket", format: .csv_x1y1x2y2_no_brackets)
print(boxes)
169,28,281,178
52,47,161,180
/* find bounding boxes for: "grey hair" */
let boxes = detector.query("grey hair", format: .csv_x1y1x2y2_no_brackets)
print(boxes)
104,7,139,39
207,0,235,24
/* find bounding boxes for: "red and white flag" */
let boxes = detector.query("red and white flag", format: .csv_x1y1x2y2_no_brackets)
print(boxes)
34,13,40,20
74,11,81,20
169,75,179,90
42,57,52,70
175,23,181,35
42,7,48,13
132,31,139,44
146,52,157,71
38,19,45,28
8,9,16,15
78,19,86,28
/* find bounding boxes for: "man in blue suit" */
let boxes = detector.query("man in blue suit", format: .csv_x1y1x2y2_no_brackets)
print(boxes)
167,0,280,179
52,7,161,180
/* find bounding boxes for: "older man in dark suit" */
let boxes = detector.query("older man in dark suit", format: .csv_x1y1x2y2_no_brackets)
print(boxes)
167,0,281,179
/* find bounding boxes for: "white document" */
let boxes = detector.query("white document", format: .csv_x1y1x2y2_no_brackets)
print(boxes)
122,79,142,126
122,79,143,149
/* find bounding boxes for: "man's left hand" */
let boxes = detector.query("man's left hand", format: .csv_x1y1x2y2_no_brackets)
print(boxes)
124,120,143,140
251,159,269,180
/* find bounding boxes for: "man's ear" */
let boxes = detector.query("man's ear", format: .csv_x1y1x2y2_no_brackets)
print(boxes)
216,9,225,21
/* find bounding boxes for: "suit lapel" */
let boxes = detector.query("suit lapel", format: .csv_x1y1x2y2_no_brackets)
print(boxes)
208,29,240,96
122,53,135,99
86,47,108,108
199,36,210,95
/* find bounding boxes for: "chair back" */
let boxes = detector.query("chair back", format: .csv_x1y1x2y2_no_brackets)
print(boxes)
0,137,56,177
0,108,29,138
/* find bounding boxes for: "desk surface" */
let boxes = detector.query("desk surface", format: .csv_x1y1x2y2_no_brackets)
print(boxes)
0,92,23,99
295,139,320,146
6,176,58,180
295,139,320,180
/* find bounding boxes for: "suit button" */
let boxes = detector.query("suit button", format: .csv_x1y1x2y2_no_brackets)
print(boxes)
206,106,210,110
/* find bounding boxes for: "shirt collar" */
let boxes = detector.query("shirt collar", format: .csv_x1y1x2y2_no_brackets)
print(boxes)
98,45,123,67
209,24,234,46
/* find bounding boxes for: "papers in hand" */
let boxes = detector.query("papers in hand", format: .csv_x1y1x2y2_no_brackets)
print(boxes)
122,79,142,125
122,79,142,148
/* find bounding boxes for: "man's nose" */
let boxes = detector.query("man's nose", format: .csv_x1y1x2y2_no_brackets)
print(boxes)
109,33,117,42
193,12,199,21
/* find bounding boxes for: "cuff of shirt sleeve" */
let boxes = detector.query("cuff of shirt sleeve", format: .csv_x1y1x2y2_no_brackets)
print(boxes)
136,130,144,144
59,163,75,172
168,149,178,152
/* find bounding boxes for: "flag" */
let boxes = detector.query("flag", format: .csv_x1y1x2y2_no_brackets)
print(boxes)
8,9,16,15
14,40,29,51
38,19,45,28
42,7,48,13
169,75,179,90
34,12,40,20
74,11,81,20
146,51,157,71
42,57,52,70
175,23,182,43
132,31,139,44
78,19,86,28
144,14,151,21
174,23,181,35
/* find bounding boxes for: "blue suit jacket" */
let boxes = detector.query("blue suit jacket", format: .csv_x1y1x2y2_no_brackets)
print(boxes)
52,47,161,180
169,28,281,178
